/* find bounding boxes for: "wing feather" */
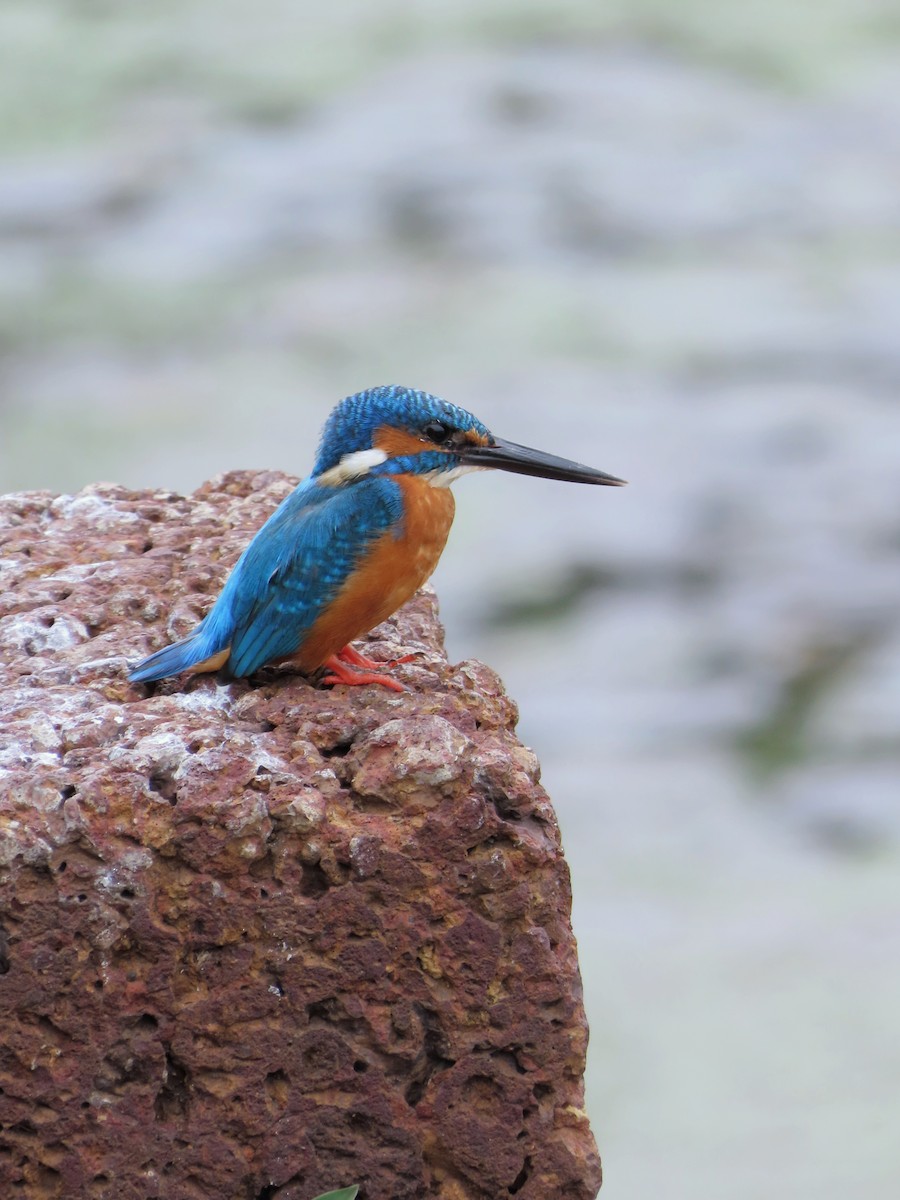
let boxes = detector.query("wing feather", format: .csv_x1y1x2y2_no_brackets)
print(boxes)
223,477,402,677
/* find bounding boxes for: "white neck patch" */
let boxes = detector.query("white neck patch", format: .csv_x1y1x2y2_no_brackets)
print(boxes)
421,464,486,488
317,447,388,487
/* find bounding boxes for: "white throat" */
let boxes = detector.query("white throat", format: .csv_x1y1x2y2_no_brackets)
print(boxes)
421,464,486,488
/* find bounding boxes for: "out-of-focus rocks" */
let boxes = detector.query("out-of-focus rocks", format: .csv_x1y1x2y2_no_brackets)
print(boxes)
0,473,600,1200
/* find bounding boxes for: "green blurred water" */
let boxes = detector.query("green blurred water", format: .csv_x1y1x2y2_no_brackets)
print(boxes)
2,4,900,1197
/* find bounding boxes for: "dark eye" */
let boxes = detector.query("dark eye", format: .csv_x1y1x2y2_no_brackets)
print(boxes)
423,420,453,444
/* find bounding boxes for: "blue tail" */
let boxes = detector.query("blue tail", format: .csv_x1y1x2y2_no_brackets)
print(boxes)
129,628,227,683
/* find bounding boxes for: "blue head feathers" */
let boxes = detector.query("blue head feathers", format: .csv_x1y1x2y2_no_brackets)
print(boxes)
312,386,491,476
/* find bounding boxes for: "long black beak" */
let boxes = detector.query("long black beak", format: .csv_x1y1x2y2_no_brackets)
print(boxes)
459,436,626,486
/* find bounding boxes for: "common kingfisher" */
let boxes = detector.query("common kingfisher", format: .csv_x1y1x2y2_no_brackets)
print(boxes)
129,386,625,692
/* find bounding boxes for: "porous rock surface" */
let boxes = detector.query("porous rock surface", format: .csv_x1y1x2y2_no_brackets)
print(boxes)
0,472,601,1200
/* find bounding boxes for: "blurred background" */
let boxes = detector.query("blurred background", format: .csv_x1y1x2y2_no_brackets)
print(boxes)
2,2,899,1197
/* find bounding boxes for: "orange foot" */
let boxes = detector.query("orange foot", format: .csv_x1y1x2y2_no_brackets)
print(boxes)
320,644,418,693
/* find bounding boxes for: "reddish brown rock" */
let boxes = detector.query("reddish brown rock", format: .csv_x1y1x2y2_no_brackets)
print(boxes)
0,472,601,1200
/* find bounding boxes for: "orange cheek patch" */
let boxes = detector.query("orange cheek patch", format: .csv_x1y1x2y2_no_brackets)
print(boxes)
374,423,491,458
374,426,431,458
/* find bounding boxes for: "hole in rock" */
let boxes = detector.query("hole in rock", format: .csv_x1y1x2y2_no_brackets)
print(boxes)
155,1048,190,1121
148,772,177,804
299,862,329,898
404,1006,454,1107
320,739,353,759
491,1049,527,1075
509,1157,531,1194
264,1068,289,1109
306,999,335,1023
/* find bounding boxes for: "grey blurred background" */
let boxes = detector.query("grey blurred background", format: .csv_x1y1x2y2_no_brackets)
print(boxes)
2,3,899,1197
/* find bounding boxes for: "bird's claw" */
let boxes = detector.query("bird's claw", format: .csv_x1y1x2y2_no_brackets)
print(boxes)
321,647,409,692
335,644,421,671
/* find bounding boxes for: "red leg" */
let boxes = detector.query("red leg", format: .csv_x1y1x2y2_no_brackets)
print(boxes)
336,643,419,670
321,652,406,693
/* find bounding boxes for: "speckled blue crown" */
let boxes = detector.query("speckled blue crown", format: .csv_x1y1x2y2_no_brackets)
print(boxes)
313,385,490,474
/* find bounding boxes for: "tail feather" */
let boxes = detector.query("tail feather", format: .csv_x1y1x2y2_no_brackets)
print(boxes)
129,630,228,683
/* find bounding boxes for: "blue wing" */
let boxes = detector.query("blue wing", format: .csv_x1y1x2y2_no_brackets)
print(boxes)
207,475,403,677
129,476,404,682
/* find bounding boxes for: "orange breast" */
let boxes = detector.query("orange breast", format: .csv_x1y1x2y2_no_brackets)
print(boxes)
291,475,455,672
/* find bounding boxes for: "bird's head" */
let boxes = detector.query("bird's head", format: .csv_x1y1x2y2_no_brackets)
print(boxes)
313,385,626,488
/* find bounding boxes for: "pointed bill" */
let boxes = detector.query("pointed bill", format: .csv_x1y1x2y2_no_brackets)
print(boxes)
459,436,626,485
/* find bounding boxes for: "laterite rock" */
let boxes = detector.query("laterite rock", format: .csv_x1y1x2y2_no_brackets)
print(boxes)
0,473,601,1200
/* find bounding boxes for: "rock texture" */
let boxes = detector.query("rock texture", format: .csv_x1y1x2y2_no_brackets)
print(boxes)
0,472,600,1200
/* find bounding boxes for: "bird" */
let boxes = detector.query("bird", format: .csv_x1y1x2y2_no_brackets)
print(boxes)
129,385,625,692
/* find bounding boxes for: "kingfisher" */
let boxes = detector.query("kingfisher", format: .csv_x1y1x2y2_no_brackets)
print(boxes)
129,386,625,692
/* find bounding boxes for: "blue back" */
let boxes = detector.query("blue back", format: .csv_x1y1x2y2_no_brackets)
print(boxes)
201,474,403,676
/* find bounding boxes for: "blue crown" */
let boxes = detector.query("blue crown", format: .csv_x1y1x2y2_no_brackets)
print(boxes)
313,386,490,475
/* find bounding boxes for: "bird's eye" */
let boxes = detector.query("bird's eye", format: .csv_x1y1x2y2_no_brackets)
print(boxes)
423,421,453,444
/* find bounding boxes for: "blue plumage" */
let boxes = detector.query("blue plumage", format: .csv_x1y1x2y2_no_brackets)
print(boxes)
126,628,213,682
225,476,402,675
130,386,476,684
129,384,624,688
313,386,489,475
130,474,403,681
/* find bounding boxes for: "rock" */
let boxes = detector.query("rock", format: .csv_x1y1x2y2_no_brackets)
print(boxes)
0,473,601,1200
